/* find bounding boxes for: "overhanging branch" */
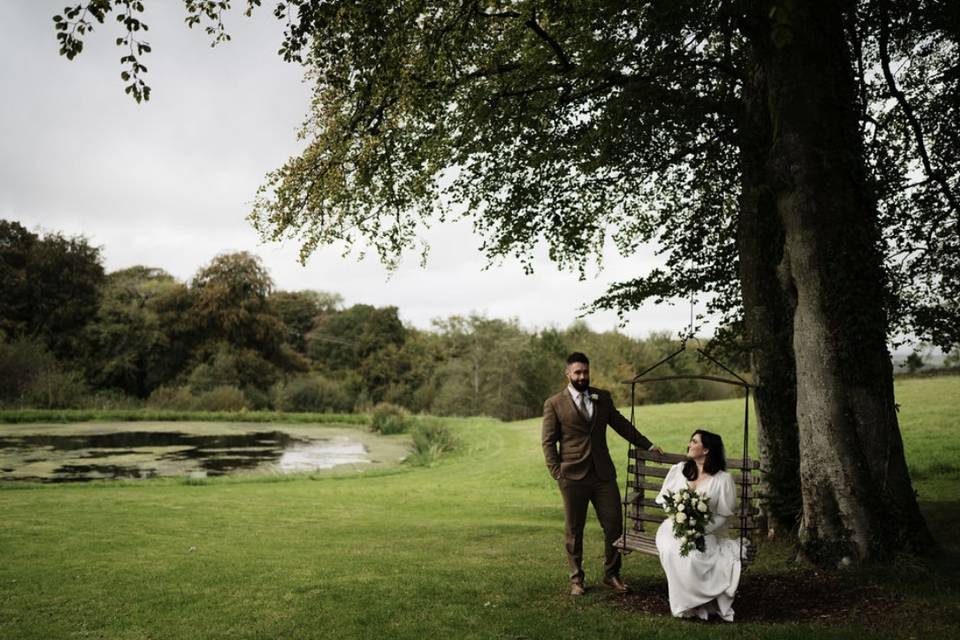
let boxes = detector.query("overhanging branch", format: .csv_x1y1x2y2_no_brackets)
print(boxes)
523,10,573,72
878,0,960,219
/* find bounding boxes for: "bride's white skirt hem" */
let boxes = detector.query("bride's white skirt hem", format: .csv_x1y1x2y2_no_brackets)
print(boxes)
657,526,744,624
675,598,735,622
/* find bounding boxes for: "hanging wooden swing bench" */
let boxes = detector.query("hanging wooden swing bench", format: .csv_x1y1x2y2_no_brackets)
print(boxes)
614,342,762,567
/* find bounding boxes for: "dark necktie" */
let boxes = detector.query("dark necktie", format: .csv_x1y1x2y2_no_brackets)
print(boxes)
578,392,590,422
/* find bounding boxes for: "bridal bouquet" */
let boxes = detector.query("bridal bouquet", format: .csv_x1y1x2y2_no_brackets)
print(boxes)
660,489,711,556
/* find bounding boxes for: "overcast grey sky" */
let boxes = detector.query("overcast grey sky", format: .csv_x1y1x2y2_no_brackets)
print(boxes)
1,2,701,337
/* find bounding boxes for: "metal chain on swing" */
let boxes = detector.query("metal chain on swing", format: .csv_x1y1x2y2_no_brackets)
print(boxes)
687,287,751,565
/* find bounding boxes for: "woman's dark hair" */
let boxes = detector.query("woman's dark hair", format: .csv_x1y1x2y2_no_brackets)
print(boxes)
682,429,727,481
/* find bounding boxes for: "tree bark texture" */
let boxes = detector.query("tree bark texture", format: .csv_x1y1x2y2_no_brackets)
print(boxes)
742,0,933,562
737,55,802,535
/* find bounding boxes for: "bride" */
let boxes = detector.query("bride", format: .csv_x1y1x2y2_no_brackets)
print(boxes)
655,430,745,621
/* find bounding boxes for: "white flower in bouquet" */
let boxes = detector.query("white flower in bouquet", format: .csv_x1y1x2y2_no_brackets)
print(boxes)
661,488,712,557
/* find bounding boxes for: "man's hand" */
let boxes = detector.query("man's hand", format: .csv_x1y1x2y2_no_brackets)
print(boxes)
649,445,665,456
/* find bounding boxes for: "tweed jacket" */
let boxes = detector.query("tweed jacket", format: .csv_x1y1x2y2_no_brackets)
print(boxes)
541,387,652,482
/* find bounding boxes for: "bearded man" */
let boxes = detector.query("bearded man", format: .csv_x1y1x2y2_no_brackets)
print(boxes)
542,352,662,595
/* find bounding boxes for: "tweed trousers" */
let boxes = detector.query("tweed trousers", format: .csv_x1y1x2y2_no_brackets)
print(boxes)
558,463,623,582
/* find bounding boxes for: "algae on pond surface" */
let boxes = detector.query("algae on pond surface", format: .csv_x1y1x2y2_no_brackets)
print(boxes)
0,421,408,482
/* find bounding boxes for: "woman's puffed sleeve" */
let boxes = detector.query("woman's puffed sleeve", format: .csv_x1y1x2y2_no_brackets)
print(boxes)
655,463,684,506
705,472,737,533
715,472,736,517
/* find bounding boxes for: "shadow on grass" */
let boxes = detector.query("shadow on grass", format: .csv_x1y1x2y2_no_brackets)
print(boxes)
612,565,956,630
607,500,959,630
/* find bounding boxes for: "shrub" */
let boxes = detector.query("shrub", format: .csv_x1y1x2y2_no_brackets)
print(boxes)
192,385,249,411
242,385,272,410
87,389,142,410
0,337,60,404
21,368,90,409
370,402,410,434
187,344,279,394
406,420,458,467
147,385,197,410
274,376,353,413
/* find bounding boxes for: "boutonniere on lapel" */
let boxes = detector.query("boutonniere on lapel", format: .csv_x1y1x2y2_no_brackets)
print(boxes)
589,393,599,402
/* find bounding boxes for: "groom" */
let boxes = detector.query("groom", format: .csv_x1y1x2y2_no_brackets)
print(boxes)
542,352,662,595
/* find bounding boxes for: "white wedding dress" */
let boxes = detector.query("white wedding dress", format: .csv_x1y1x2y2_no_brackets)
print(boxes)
655,463,745,621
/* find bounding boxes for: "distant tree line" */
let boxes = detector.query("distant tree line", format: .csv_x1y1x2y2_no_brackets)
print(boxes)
0,220,741,417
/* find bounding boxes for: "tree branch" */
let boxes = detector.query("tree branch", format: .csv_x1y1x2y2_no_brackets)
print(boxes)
878,0,960,219
523,10,573,72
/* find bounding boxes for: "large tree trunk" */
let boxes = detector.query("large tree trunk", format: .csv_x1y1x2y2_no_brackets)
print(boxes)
743,0,934,563
738,55,802,535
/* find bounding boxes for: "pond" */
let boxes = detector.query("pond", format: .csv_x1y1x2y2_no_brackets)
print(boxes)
0,422,408,483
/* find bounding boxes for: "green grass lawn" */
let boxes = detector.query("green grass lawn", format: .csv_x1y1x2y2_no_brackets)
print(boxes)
1,377,957,639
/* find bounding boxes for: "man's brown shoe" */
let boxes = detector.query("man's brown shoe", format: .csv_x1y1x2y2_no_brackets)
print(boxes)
570,582,585,596
602,576,631,593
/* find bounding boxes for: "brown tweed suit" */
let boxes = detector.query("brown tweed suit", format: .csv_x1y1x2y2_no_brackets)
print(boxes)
542,387,653,582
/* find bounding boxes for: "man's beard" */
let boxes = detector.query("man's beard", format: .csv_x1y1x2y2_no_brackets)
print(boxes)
571,380,589,392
